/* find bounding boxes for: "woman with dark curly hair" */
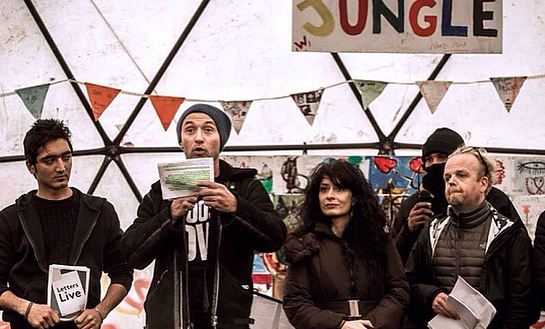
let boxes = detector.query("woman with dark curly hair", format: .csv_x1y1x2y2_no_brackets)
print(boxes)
282,160,409,329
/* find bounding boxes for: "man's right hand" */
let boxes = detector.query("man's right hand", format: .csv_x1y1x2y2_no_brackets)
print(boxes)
407,202,433,232
432,292,459,319
27,303,60,329
170,195,198,219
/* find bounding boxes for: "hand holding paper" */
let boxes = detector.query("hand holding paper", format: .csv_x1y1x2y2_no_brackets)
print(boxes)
432,292,460,319
428,276,496,329
26,303,60,328
196,180,237,213
170,195,199,219
74,308,103,329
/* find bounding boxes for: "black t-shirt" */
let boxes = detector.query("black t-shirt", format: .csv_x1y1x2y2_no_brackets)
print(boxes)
186,199,211,315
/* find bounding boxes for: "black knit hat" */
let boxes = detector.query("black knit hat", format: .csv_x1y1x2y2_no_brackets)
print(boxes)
422,128,464,159
177,104,232,151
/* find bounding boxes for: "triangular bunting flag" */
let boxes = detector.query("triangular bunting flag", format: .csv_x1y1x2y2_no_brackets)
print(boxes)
84,82,121,121
490,76,527,113
219,101,252,134
290,89,324,125
353,80,387,109
416,80,452,113
149,95,185,131
15,84,50,119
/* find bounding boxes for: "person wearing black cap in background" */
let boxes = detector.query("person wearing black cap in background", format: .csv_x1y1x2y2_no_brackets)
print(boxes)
122,104,287,329
392,128,520,264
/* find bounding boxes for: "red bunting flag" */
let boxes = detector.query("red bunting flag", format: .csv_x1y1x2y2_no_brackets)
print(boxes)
149,95,185,131
84,82,121,121
490,77,527,113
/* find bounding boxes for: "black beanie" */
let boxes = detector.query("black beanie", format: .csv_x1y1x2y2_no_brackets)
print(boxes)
177,104,232,151
422,128,464,159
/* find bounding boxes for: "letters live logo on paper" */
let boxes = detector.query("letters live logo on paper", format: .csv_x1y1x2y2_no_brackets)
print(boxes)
52,271,86,316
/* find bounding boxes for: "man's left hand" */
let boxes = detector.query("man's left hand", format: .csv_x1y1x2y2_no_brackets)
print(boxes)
196,181,237,213
74,308,103,329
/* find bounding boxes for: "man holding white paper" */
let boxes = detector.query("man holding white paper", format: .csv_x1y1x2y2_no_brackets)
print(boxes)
0,119,133,329
123,104,286,329
406,146,536,329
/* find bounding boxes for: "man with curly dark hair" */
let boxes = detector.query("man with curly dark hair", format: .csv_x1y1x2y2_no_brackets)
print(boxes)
283,160,409,329
0,119,132,329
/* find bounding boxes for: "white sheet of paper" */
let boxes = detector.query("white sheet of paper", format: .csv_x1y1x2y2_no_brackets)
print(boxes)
51,271,86,316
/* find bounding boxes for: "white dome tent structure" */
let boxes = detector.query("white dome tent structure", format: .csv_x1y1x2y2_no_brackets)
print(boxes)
1,1,545,328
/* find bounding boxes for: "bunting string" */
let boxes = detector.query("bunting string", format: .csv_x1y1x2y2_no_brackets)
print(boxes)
3,73,545,100
2,72,544,128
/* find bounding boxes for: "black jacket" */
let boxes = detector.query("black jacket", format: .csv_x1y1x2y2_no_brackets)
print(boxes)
0,188,133,326
283,223,409,329
122,160,286,329
533,211,545,308
393,186,521,264
406,204,534,329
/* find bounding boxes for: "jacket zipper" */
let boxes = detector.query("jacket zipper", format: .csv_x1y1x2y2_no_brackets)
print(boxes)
18,211,47,273
72,211,99,264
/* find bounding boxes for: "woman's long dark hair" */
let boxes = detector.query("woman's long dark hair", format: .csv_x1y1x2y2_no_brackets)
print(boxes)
294,160,388,266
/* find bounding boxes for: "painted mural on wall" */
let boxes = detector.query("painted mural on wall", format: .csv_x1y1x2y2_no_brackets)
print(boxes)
226,154,425,229
493,156,545,240
226,154,545,231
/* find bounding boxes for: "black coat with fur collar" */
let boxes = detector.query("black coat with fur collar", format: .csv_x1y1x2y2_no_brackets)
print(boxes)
282,223,409,329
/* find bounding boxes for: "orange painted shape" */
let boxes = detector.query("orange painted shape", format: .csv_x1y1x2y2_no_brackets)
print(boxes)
84,83,121,121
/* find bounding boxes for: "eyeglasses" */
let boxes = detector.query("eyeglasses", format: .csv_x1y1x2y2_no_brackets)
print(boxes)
471,147,489,176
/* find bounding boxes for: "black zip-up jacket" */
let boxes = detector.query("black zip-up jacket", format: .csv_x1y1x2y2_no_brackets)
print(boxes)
122,160,286,329
0,188,133,326
406,204,535,329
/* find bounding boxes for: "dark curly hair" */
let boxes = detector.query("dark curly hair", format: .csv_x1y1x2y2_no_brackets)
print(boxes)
23,119,73,165
294,160,388,268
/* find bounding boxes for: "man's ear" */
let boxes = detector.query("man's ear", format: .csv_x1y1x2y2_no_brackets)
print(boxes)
480,175,489,192
26,161,36,175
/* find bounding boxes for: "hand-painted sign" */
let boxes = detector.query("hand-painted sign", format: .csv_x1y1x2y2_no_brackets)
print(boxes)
292,0,502,53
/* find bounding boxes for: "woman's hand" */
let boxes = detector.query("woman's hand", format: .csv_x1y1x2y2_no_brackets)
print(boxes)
341,319,374,329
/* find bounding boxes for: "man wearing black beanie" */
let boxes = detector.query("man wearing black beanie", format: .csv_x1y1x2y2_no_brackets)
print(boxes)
123,104,287,329
392,128,520,265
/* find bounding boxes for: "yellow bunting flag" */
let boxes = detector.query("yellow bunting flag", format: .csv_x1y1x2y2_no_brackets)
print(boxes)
149,95,185,131
84,82,121,121
490,77,527,113
416,81,452,114
290,89,324,126
219,101,252,134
